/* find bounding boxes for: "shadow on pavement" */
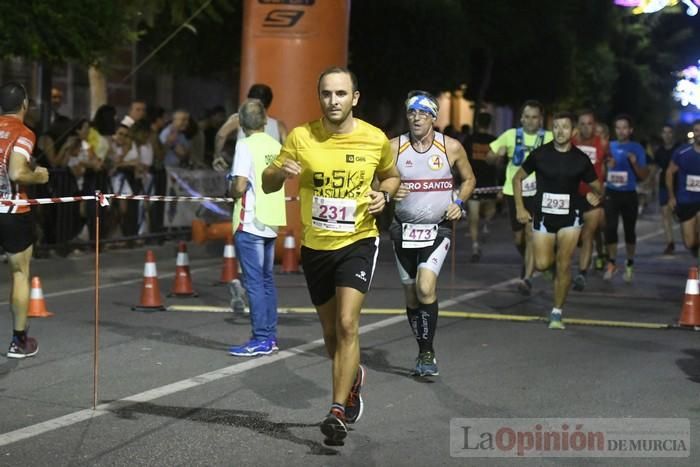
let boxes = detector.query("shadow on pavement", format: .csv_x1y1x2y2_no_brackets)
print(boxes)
0,359,19,383
110,402,339,456
676,349,700,383
97,320,228,351
239,357,327,409
360,347,415,379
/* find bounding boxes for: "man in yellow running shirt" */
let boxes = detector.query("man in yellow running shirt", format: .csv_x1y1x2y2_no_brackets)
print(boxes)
262,66,400,445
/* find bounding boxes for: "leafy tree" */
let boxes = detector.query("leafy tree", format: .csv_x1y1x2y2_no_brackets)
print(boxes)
134,0,241,76
462,0,614,111
0,0,135,64
606,9,697,134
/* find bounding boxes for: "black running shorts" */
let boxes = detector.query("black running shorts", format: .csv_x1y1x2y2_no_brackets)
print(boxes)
676,202,700,223
505,195,536,232
581,196,603,213
301,237,379,306
532,209,583,234
0,212,35,254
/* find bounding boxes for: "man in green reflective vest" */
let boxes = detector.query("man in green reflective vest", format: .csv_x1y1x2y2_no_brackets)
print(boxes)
227,99,287,357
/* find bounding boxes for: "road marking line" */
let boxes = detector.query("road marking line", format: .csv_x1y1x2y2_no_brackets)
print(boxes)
0,275,518,447
0,261,221,306
0,226,673,446
562,318,669,329
167,305,233,313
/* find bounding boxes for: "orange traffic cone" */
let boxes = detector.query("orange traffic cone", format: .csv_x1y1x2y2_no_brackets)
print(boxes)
132,250,166,311
219,235,239,284
28,276,54,318
281,229,300,274
679,267,700,328
170,241,197,297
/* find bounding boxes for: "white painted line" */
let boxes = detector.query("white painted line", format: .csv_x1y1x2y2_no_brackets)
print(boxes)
0,274,517,447
632,227,672,245
0,226,672,447
0,261,220,305
0,226,667,306
167,305,233,313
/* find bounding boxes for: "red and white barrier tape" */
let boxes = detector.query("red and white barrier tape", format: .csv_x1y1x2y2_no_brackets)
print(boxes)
110,194,234,202
0,195,99,206
0,186,502,206
472,186,503,194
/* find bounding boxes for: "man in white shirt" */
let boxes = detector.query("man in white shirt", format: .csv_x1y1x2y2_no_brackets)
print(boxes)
227,99,288,357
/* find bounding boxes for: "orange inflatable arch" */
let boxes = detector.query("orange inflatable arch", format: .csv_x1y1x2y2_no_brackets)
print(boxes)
238,0,351,261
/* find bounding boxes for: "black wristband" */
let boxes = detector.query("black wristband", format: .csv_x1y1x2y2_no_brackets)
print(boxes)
380,190,391,204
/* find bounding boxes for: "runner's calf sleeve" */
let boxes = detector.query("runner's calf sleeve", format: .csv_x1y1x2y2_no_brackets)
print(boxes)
418,301,439,353
406,307,420,339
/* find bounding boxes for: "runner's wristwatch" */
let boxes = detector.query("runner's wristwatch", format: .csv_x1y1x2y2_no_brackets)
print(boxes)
454,199,464,208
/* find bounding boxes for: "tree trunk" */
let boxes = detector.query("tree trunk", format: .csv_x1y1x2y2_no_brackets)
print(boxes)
88,65,107,118
38,61,52,134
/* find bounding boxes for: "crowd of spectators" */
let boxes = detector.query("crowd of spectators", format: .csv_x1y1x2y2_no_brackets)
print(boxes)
26,90,227,256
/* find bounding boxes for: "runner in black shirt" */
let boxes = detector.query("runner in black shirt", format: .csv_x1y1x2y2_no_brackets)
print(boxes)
654,124,680,255
512,112,602,330
465,112,497,262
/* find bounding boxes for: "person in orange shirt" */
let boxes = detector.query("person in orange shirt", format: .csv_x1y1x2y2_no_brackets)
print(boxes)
572,110,608,290
0,82,50,358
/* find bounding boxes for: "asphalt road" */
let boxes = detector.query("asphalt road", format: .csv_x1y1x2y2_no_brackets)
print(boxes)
1,207,699,466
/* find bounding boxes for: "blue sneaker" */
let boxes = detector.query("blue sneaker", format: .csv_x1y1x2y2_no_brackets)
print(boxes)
413,351,439,376
548,312,565,330
229,339,273,357
269,338,279,352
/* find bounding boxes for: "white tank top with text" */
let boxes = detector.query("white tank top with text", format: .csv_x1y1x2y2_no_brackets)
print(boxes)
394,132,454,224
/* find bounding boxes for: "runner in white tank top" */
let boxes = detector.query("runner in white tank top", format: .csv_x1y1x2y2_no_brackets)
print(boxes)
388,90,475,377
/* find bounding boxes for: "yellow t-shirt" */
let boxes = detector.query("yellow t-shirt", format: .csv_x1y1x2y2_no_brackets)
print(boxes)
272,118,394,250
489,128,553,196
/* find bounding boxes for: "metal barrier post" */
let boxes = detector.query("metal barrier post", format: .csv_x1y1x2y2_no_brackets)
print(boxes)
93,191,101,409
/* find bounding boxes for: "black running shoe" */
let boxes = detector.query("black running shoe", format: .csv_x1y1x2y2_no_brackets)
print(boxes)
517,278,532,296
7,335,38,359
320,408,348,444
344,364,365,424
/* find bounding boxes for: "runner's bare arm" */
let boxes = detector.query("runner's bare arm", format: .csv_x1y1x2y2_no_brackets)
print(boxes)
229,176,248,199
511,168,531,224
368,165,400,215
262,157,301,194
278,120,289,143
486,145,506,164
212,114,240,171
388,137,409,201
214,114,240,156
444,136,475,220
627,152,649,181
9,152,48,185
447,136,475,201
586,180,603,207
666,160,679,209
